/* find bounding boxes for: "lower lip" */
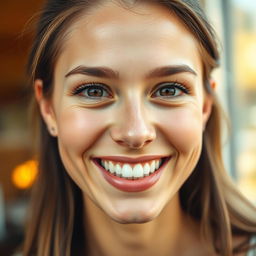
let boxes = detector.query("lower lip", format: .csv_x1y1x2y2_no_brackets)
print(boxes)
93,158,170,192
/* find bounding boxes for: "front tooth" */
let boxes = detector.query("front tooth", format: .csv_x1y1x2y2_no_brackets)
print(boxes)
150,161,156,173
109,162,114,174
155,160,160,169
143,163,150,176
122,164,133,178
133,164,144,178
115,164,122,177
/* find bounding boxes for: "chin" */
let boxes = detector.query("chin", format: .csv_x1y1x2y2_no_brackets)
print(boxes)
113,215,155,224
109,208,159,224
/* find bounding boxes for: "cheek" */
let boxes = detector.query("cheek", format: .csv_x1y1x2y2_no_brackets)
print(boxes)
158,107,203,153
56,108,107,154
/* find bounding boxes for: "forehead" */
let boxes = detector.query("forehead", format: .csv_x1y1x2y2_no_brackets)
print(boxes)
55,1,202,78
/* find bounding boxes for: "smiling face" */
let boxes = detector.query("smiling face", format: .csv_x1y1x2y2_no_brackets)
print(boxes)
36,1,213,223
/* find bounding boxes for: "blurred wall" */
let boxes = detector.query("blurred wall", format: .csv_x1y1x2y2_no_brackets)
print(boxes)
0,1,44,200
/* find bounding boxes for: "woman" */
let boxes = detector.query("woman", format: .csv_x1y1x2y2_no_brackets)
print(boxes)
23,0,256,255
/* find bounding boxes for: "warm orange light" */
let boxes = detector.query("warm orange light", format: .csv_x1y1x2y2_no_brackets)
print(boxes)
12,160,38,189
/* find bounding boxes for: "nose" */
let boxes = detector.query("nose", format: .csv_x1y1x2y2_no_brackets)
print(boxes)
110,99,156,149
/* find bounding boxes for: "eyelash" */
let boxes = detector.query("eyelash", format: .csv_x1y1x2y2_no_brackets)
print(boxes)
71,81,190,99
151,82,190,97
72,82,112,98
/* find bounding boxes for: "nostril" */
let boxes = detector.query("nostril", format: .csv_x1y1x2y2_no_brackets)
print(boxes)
113,136,154,149
129,140,152,149
145,139,153,144
115,140,126,146
140,140,151,148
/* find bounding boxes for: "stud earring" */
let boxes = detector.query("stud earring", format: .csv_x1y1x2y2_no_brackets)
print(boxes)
49,126,56,136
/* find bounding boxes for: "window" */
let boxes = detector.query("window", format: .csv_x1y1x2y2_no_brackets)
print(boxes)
204,0,256,202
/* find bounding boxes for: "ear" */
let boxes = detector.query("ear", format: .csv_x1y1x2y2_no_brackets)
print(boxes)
202,79,216,130
34,79,58,137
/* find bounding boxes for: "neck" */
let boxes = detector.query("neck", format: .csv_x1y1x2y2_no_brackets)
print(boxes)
83,193,204,256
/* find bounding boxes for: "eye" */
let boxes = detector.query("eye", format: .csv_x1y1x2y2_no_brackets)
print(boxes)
72,83,112,99
152,82,189,98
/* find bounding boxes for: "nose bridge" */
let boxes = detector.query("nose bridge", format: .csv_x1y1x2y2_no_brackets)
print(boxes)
110,93,156,149
126,99,147,134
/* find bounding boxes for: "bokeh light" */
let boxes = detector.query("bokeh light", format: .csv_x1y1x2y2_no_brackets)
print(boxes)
11,160,38,189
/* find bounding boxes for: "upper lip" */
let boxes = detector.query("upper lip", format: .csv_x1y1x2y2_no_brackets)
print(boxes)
92,155,170,163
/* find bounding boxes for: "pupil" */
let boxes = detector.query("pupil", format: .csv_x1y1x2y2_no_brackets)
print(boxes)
88,88,103,97
160,87,175,96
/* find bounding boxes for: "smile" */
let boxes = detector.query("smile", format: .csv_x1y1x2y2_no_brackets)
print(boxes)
92,156,170,192
100,159,163,179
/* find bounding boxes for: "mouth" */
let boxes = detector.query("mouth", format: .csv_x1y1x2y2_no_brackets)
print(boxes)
96,157,167,179
92,156,170,192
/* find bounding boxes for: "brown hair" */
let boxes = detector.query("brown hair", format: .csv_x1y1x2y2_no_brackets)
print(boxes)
23,0,256,255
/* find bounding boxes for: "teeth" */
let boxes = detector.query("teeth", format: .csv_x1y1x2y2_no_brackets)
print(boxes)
143,163,150,176
100,159,164,179
109,162,114,174
155,160,160,169
133,164,144,178
102,160,109,171
115,164,122,177
150,161,156,173
122,164,133,178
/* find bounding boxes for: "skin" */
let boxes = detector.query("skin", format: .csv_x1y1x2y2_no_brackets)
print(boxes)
34,1,230,255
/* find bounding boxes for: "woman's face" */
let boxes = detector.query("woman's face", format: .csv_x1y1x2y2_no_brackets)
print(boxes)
38,2,212,223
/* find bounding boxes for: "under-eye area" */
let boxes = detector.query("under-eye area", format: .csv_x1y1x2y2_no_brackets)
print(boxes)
94,157,170,179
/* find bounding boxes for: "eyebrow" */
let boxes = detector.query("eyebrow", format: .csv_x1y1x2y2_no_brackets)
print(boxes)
65,64,197,79
65,66,119,79
146,64,197,78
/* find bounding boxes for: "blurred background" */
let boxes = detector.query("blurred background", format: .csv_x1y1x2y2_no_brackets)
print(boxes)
0,0,255,255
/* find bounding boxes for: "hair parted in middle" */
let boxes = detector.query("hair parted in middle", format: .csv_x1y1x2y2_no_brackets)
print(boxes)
23,1,256,256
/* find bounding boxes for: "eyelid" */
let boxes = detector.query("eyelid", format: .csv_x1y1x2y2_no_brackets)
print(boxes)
71,82,113,97
151,81,190,97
